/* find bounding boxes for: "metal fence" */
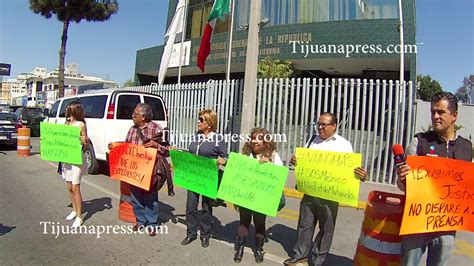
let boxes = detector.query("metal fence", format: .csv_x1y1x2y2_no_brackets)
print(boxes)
125,78,416,185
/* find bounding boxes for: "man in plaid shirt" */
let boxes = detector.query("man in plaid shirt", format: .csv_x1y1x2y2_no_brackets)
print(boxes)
109,103,165,236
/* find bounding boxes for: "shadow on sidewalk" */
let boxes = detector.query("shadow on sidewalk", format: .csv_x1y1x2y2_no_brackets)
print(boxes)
324,253,353,266
158,201,178,225
267,224,297,255
67,197,113,222
0,223,16,236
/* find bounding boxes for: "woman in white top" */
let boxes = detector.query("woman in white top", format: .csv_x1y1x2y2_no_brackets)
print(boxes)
62,101,89,228
233,127,283,264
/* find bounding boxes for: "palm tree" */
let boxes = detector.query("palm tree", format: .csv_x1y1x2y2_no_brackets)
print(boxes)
29,0,118,98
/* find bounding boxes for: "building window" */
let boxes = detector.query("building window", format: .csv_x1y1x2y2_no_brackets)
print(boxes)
185,0,230,39
234,0,398,28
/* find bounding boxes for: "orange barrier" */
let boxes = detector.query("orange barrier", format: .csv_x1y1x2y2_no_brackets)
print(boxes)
353,191,405,266
118,181,137,224
17,126,31,157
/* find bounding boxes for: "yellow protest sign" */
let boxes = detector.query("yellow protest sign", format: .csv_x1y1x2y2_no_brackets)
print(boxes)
295,148,362,207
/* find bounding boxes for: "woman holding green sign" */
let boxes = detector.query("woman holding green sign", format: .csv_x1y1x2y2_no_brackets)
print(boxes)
181,109,228,248
233,127,283,264
62,101,89,228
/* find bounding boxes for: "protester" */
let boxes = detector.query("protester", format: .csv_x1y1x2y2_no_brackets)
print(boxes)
233,127,283,263
108,103,167,236
284,112,367,266
181,109,228,248
396,92,472,266
62,101,89,228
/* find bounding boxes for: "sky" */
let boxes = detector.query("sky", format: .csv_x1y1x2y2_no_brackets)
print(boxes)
0,0,473,91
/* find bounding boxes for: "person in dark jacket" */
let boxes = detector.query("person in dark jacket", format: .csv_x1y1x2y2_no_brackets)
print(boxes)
181,109,228,248
396,92,472,266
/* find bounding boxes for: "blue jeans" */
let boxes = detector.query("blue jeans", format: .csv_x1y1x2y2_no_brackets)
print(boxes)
401,232,455,266
130,186,159,227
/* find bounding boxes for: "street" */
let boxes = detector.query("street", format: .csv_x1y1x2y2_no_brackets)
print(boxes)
0,138,473,265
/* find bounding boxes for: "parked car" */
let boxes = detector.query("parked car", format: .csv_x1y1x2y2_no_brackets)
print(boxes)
0,112,20,147
9,105,25,113
15,107,45,137
0,104,10,113
45,89,168,174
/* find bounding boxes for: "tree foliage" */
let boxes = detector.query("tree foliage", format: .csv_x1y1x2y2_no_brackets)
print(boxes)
454,76,471,103
29,0,118,98
123,79,135,87
416,75,442,101
257,58,294,79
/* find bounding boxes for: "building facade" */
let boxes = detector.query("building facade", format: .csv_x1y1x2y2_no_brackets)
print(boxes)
26,64,116,109
134,0,416,85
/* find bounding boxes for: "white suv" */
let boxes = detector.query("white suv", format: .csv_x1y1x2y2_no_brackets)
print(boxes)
45,89,168,174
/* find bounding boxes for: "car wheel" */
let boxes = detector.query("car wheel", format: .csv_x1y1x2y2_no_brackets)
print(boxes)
83,143,100,174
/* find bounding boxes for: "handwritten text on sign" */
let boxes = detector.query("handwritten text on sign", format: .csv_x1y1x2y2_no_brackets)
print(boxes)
170,150,218,199
400,156,474,235
40,122,82,164
109,143,157,191
295,148,362,207
217,152,288,217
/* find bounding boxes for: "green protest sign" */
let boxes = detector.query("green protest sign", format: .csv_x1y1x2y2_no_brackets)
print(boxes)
217,152,289,217
170,150,218,199
40,122,82,164
295,148,362,207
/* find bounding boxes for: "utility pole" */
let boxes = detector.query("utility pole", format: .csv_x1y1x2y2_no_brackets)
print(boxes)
239,0,261,143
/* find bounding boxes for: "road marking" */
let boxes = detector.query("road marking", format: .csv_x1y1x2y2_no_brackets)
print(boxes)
43,159,287,264
453,240,474,260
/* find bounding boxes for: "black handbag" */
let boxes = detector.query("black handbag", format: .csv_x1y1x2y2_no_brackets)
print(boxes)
136,126,169,190
278,192,286,211
57,162,63,175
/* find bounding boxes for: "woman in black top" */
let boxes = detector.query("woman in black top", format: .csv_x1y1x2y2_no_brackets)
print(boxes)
181,109,228,248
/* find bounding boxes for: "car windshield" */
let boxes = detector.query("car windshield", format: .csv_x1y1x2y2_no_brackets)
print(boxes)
0,113,18,122
23,108,43,117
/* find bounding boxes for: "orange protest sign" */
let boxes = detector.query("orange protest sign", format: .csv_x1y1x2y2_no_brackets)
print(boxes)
109,143,157,191
400,156,474,235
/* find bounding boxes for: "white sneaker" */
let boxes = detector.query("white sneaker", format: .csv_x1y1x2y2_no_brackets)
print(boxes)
72,216,83,228
66,211,77,221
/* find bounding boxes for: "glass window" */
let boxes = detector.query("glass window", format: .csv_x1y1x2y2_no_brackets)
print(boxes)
23,108,43,118
0,113,18,122
50,101,60,117
59,98,78,117
78,95,108,119
117,95,141,120
144,96,166,121
186,0,216,39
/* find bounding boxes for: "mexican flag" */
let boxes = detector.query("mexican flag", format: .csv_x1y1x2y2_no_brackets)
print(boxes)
197,0,231,72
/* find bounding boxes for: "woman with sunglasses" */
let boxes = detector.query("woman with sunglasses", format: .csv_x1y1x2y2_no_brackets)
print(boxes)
181,109,228,248
233,127,283,263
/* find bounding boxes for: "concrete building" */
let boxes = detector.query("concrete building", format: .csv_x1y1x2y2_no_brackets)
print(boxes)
22,64,117,109
134,0,416,85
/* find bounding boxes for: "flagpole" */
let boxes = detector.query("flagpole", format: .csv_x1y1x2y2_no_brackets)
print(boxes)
177,0,188,85
225,0,235,82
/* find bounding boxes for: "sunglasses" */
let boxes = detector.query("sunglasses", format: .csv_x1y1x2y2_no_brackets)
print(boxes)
198,117,206,123
316,122,334,128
